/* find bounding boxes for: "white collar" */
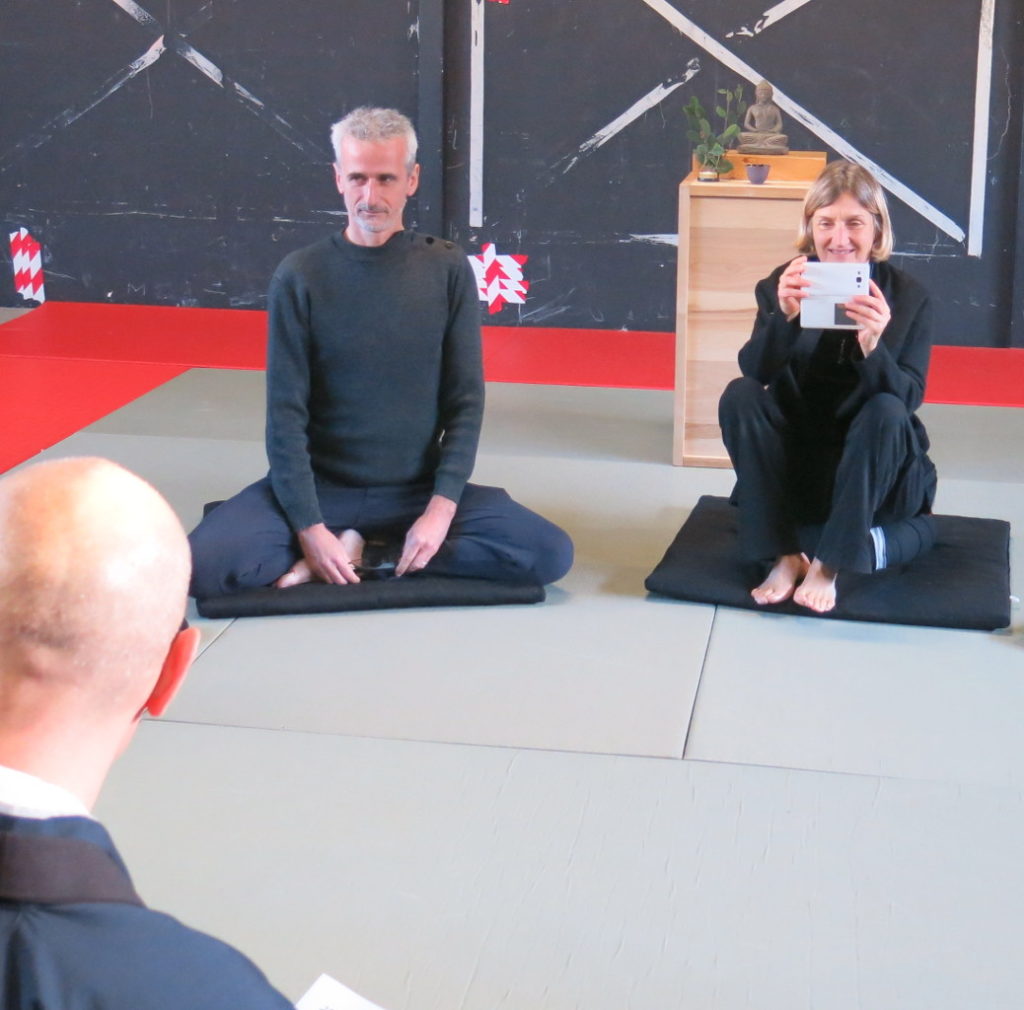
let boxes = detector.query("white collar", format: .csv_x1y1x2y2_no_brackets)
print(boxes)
0,764,92,819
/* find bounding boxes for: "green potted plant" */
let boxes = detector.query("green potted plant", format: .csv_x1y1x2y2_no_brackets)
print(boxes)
683,86,746,181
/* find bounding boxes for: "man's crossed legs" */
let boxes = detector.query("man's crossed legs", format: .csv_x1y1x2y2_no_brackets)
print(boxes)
188,476,573,599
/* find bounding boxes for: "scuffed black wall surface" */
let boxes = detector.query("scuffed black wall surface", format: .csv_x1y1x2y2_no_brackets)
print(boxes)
2,1,1022,347
446,0,1023,345
0,0,423,307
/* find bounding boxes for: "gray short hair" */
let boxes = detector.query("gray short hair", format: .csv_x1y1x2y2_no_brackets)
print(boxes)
330,107,418,171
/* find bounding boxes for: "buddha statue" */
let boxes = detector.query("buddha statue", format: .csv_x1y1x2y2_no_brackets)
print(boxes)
738,81,789,155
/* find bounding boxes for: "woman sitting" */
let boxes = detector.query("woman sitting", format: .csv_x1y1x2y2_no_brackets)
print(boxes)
718,160,937,613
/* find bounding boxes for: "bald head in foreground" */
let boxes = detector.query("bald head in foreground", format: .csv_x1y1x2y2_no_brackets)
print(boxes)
0,458,291,1009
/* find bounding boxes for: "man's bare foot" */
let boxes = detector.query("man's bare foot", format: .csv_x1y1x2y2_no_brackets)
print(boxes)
274,529,365,588
793,558,838,613
751,553,808,605
338,528,365,568
274,557,313,588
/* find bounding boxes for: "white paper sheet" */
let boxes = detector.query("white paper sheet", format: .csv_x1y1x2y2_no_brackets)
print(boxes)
295,973,387,1010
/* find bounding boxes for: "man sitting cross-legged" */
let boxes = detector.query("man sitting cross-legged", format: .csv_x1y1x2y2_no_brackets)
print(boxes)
189,107,572,598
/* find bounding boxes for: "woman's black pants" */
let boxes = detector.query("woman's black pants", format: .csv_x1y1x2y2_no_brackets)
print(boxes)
718,377,936,573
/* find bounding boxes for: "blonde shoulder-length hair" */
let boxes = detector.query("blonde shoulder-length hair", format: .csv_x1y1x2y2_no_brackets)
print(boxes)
796,160,894,262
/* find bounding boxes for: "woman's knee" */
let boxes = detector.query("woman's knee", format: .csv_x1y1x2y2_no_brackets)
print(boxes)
718,376,767,426
850,392,908,437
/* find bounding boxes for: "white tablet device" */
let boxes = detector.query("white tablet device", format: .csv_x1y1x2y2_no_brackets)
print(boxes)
800,262,869,330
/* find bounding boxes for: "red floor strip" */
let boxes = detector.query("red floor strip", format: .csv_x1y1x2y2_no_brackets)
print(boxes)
1,306,1020,475
0,301,266,369
0,356,186,473
481,330,1024,406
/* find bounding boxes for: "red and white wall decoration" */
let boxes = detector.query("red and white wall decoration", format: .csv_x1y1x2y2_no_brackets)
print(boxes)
9,228,45,304
469,243,529,315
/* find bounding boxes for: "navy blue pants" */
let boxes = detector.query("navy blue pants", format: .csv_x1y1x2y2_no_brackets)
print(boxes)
719,378,937,573
188,476,574,598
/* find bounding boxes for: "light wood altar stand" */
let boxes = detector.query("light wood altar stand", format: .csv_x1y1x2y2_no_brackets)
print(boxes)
673,151,827,466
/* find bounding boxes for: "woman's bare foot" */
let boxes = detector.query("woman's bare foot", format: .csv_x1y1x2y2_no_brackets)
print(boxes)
274,529,365,588
751,553,808,605
793,558,838,613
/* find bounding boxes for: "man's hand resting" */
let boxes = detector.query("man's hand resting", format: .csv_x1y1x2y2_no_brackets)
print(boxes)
294,522,361,585
395,494,456,576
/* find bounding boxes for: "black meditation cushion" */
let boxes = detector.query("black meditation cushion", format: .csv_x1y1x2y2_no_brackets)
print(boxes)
194,501,546,617
645,495,1011,631
196,575,545,619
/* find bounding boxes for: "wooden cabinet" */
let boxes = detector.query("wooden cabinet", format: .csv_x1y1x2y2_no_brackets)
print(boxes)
673,154,826,466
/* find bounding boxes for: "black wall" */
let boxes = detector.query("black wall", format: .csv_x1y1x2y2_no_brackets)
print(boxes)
0,0,424,307
2,1,1022,347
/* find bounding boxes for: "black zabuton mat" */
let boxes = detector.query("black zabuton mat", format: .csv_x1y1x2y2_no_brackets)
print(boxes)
645,495,1011,630
196,575,545,619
